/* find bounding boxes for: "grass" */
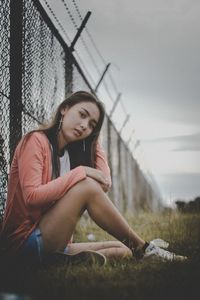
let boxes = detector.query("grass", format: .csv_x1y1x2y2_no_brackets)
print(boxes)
1,211,200,300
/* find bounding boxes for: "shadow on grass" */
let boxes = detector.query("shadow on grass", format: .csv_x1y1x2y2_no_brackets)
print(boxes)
1,213,200,300
1,252,200,300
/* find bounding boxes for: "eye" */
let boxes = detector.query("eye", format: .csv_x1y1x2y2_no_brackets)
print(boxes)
89,122,96,130
79,111,86,118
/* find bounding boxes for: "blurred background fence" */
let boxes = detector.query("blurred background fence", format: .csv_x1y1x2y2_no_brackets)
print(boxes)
0,0,162,221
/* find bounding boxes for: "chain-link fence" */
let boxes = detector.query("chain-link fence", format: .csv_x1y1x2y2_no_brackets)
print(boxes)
0,0,162,221
0,0,10,218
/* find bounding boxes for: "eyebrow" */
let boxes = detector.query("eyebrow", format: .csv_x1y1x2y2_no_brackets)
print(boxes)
81,108,98,125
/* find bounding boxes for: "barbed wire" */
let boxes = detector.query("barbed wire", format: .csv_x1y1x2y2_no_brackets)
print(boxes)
61,0,79,30
42,0,97,91
61,0,102,76
107,70,119,95
60,0,117,106
74,51,96,87
79,39,102,76
70,0,121,99
102,81,115,103
42,0,72,44
120,97,128,115
70,0,118,88
71,0,107,65
45,0,131,125
69,0,127,111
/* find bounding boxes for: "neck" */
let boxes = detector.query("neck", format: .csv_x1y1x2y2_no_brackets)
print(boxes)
58,148,65,157
57,131,67,155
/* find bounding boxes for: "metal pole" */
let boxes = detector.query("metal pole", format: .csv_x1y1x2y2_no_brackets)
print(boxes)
9,0,23,163
127,129,135,146
94,63,111,93
119,114,130,135
133,140,140,150
70,11,91,52
109,93,121,118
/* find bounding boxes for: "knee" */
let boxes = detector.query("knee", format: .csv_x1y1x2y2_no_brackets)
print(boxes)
65,177,103,200
81,177,103,195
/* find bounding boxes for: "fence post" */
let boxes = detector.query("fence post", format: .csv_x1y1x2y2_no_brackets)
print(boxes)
65,54,73,95
70,11,91,52
109,93,121,119
107,118,112,175
107,118,114,203
94,63,111,93
119,114,130,135
9,0,23,163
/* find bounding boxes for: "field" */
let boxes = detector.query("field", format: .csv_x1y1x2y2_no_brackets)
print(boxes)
0,210,200,300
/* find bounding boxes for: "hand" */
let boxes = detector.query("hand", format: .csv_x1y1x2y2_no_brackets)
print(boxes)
99,181,110,193
84,166,110,192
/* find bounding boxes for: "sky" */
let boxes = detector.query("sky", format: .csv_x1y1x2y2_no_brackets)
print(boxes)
43,0,200,206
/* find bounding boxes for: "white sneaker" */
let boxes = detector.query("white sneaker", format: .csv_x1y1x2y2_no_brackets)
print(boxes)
150,238,169,249
144,242,187,262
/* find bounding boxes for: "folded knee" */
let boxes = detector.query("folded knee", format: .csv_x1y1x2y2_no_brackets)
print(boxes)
82,177,103,194
65,177,104,202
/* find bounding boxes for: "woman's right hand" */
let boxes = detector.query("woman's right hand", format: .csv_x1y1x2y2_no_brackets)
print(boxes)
84,166,110,192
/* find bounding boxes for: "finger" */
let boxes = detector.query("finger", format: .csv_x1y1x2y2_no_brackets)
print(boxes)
100,182,109,192
101,184,108,192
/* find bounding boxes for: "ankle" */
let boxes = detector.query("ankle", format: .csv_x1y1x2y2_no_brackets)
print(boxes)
132,241,149,260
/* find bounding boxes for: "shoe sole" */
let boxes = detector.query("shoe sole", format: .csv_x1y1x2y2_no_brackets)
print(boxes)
44,250,107,267
144,252,187,262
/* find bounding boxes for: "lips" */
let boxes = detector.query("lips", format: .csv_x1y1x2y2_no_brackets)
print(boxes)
74,128,82,137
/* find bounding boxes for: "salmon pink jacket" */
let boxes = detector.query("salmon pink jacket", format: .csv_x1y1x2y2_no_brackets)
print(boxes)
0,132,111,253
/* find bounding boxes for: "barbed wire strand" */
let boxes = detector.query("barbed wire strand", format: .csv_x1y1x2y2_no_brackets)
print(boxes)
42,0,98,89
70,0,127,108
61,0,102,76
120,98,128,115
71,0,107,65
74,51,96,87
61,0,116,105
42,0,72,44
71,0,120,97
49,0,129,121
102,81,115,104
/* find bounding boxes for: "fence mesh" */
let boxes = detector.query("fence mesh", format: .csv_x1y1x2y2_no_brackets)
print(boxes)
0,0,10,217
0,0,161,221
22,0,67,130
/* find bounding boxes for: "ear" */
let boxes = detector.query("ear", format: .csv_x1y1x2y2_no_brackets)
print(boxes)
60,107,68,116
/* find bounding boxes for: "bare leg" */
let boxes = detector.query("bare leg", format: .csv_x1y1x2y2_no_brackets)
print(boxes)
67,241,132,259
39,177,145,253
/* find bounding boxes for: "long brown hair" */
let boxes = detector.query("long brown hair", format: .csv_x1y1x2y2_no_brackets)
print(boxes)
25,91,105,177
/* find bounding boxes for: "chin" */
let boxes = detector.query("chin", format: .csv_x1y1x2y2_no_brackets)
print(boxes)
70,136,81,143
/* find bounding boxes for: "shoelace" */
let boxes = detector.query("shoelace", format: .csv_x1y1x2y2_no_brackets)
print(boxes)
156,247,174,260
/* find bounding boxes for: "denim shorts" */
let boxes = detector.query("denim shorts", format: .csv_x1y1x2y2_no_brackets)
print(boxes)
19,228,44,263
19,227,70,264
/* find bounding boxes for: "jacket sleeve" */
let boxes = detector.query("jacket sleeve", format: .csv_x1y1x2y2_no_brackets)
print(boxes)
95,141,112,187
17,133,87,209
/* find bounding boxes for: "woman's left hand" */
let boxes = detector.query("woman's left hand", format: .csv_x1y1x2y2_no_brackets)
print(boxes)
99,181,110,193
84,166,111,192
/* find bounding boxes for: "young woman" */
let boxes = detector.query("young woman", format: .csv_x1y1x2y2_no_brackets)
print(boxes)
0,91,186,265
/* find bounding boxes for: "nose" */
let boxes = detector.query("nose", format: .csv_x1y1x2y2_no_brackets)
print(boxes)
80,120,88,130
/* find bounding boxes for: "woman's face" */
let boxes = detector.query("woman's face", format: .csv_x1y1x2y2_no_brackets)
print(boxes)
58,101,100,147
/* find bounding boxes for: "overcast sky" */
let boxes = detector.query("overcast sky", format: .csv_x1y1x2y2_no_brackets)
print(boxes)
44,0,200,206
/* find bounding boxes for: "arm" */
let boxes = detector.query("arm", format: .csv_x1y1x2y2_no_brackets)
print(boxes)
95,141,112,187
83,141,112,192
17,133,87,209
